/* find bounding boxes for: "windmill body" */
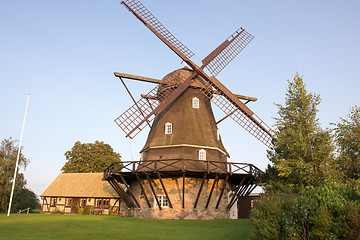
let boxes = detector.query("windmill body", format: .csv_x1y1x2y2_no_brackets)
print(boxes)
141,67,229,165
103,0,272,219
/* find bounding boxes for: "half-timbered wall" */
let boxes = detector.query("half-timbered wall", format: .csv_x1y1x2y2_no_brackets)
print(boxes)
41,197,119,215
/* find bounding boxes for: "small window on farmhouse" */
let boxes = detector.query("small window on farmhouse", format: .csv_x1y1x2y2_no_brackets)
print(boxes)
65,198,72,207
103,199,110,208
154,195,168,208
165,122,172,134
192,97,199,109
199,149,206,161
96,199,110,208
80,198,87,208
50,197,57,207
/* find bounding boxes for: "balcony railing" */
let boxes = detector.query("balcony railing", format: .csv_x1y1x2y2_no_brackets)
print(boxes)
104,159,260,179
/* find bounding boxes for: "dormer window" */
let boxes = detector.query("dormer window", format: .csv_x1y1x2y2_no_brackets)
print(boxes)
198,149,206,161
192,97,199,109
165,122,172,134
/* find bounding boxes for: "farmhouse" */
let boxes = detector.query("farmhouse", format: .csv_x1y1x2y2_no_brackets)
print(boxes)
41,173,121,215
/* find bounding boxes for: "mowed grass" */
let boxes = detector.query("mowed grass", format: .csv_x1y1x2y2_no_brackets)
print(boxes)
0,214,252,240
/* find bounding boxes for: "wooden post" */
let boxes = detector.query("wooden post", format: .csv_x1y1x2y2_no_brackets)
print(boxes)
119,175,140,208
216,175,228,209
157,172,173,208
194,173,207,209
145,173,162,210
135,174,151,208
108,179,135,208
205,175,218,209
182,172,185,209
227,177,246,209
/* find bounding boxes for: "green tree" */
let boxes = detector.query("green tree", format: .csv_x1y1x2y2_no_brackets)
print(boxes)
62,141,121,173
251,74,360,239
0,137,38,213
333,105,360,179
265,73,336,189
12,188,40,212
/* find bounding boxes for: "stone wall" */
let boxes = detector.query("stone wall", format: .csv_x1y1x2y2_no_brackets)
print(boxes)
119,176,235,220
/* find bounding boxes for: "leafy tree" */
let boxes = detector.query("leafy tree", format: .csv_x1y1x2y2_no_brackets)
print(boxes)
251,74,360,239
0,137,38,213
62,141,121,173
333,105,360,179
265,73,336,189
12,188,40,212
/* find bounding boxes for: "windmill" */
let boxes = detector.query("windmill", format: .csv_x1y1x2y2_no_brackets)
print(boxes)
104,0,273,219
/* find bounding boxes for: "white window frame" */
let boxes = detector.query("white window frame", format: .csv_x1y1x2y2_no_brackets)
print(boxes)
165,122,172,134
154,195,169,208
199,149,206,161
192,97,199,109
217,128,220,140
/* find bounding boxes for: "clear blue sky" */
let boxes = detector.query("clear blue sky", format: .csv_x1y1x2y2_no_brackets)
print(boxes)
1,0,359,196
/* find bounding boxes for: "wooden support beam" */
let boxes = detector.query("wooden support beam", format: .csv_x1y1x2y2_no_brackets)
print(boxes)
119,175,140,208
145,173,161,210
135,174,151,208
216,108,238,124
205,174,219,209
227,178,252,210
228,182,253,210
182,172,185,209
141,94,157,100
238,184,257,205
157,172,173,208
114,72,162,84
111,198,119,212
227,177,246,209
194,173,207,209
108,179,135,208
109,179,134,208
114,72,257,102
216,175,229,209
213,91,257,102
118,77,152,128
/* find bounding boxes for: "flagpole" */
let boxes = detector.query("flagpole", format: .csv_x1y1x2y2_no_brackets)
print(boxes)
7,94,30,217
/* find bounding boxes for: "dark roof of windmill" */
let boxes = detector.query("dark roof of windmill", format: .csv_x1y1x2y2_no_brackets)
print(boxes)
141,68,228,156
159,66,208,89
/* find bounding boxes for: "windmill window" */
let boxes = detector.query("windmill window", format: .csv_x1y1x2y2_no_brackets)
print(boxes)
217,129,220,140
199,149,206,161
154,195,169,208
165,122,172,134
192,97,199,109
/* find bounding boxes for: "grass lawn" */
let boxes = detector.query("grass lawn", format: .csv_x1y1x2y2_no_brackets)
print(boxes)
0,214,252,240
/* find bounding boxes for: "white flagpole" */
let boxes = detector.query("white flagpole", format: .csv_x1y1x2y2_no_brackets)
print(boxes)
7,94,30,217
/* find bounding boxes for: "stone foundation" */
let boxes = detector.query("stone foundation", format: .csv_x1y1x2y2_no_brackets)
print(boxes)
119,176,235,220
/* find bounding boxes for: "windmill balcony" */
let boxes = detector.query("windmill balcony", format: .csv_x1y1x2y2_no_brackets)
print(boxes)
103,159,260,180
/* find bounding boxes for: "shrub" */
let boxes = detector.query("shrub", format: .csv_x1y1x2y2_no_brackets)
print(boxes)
77,205,93,215
250,181,360,239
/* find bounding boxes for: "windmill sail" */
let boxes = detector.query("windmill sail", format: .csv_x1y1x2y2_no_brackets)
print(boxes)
202,28,254,77
199,76,273,148
122,0,195,61
115,86,159,138
118,0,273,148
